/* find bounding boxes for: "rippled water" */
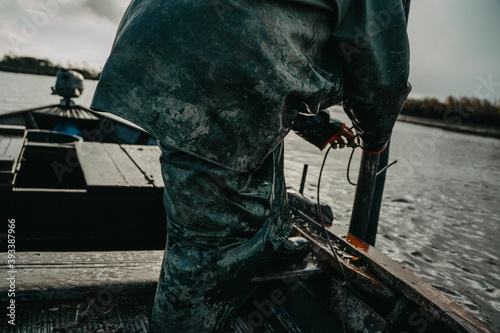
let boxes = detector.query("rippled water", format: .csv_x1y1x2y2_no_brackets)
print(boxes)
285,109,500,331
1,72,499,331
0,72,98,114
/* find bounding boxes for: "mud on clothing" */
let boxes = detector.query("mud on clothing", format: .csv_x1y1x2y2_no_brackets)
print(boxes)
91,0,411,172
91,0,411,331
151,142,289,331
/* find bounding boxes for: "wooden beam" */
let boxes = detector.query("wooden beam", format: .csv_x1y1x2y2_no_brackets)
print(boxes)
75,142,155,190
76,142,129,188
0,125,27,188
102,143,153,188
121,145,162,187
0,251,163,301
1,250,325,302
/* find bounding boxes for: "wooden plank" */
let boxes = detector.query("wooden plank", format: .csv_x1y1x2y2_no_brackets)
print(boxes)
0,136,11,158
0,128,27,171
101,143,152,188
293,212,397,302
121,145,163,187
0,251,163,301
0,124,26,136
0,250,324,302
0,125,27,187
75,141,129,188
3,137,27,170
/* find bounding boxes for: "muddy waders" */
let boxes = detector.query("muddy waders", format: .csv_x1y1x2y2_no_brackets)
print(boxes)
150,142,291,332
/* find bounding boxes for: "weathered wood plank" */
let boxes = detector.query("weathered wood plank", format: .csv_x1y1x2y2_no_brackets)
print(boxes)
0,127,27,170
0,250,324,302
0,124,26,136
3,137,26,169
0,125,27,187
121,145,162,187
102,143,153,188
0,251,164,301
75,142,129,188
293,212,396,302
0,136,11,159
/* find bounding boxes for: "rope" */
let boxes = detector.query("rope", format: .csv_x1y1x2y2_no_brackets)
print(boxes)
316,146,350,333
315,133,398,332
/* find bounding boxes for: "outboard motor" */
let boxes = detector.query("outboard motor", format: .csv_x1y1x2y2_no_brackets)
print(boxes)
51,69,84,99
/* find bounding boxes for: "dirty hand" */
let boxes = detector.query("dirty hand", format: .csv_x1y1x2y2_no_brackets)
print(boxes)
331,127,357,149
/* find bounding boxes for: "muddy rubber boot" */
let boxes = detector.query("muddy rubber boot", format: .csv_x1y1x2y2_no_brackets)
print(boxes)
260,236,311,265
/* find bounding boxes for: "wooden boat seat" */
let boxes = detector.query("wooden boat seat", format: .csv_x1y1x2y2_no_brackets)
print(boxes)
75,142,163,190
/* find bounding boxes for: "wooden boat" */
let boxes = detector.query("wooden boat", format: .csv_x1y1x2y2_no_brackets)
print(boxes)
0,72,492,332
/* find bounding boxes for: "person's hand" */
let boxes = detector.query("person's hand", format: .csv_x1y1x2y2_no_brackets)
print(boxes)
331,126,357,149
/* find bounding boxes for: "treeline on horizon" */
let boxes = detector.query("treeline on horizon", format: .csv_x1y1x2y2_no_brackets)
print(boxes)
401,97,500,127
0,55,99,80
1,55,499,127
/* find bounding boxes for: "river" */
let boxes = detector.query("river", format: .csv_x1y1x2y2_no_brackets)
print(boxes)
1,71,499,331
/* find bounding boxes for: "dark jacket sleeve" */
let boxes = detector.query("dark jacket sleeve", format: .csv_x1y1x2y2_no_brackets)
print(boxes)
291,110,345,150
332,0,411,153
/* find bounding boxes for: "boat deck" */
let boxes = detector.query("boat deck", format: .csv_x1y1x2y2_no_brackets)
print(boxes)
0,251,329,333
1,221,491,332
1,130,167,252
75,142,163,190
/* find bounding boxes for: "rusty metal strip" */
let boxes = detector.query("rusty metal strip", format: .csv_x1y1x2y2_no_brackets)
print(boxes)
293,223,397,302
292,210,492,333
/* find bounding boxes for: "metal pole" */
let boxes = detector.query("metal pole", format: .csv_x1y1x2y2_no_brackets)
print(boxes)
299,164,308,195
366,145,390,245
348,151,380,243
348,143,391,246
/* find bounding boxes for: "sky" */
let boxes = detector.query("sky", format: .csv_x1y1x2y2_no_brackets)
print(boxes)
0,0,499,102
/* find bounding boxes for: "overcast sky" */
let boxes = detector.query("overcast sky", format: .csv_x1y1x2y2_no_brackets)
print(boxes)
1,0,499,102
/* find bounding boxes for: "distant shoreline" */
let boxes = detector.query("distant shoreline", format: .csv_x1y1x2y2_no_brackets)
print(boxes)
0,55,99,80
0,68,98,80
1,64,499,139
397,115,500,139
0,68,57,78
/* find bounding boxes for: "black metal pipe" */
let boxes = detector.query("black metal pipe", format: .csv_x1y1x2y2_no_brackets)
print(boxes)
348,151,380,244
299,164,308,195
365,145,390,245
348,143,392,246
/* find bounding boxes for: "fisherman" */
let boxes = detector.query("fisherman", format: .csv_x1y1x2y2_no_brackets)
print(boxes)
91,0,410,331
